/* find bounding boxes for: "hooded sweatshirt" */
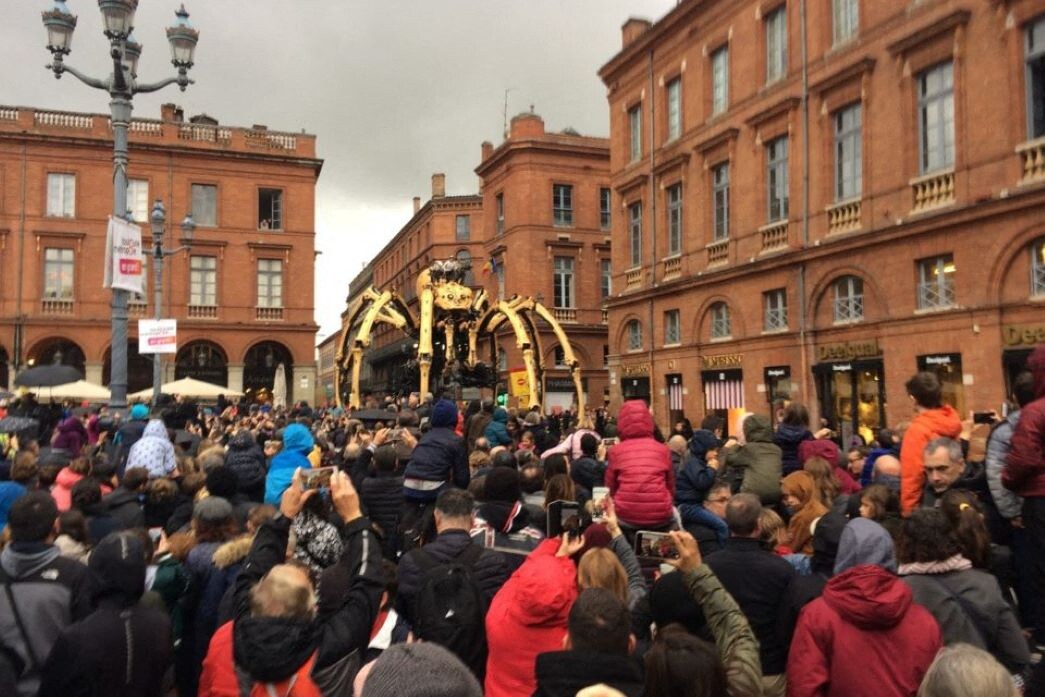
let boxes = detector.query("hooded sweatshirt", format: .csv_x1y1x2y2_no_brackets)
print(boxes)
126,419,177,479
224,430,267,495
484,408,512,448
1003,345,1045,498
899,404,962,514
37,533,172,697
788,564,941,697
723,414,783,504
675,429,719,506
51,417,87,456
265,424,314,505
606,400,675,527
781,471,828,555
833,518,896,575
50,467,86,512
775,422,813,475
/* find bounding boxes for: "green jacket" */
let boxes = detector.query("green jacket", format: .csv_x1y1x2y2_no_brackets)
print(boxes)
684,564,764,697
723,415,783,505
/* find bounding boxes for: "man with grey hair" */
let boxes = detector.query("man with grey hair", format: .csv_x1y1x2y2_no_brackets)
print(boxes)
667,434,688,471
921,437,985,509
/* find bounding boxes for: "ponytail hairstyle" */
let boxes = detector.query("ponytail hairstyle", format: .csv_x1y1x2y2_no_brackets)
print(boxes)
939,490,991,569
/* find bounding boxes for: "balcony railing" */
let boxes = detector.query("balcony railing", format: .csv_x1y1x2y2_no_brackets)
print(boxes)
833,296,864,324
910,169,955,213
759,220,789,253
601,308,609,323
245,130,297,151
34,110,92,129
662,256,681,280
625,268,642,290
552,307,577,323
178,123,232,145
188,304,218,319
41,298,74,315
917,281,956,311
827,199,862,234
0,108,18,121
128,301,148,317
256,307,284,321
126,119,163,136
1017,137,1045,184
707,239,729,266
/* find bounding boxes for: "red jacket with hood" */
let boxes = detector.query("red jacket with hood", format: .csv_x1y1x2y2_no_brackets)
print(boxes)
484,539,577,697
606,400,675,527
788,564,941,697
899,404,962,514
798,439,861,495
1003,345,1045,498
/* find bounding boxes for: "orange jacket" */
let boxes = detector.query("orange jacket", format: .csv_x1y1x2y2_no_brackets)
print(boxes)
899,405,962,514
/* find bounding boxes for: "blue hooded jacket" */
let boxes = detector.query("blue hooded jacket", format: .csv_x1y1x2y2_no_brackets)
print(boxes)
676,430,720,506
264,424,314,505
483,407,512,448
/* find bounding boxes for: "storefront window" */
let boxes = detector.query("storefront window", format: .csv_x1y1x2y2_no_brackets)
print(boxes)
764,366,793,411
917,353,965,417
814,359,885,447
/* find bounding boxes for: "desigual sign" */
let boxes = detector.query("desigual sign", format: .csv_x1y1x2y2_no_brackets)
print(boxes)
817,340,881,361
702,353,742,369
1003,324,1045,347
621,363,650,377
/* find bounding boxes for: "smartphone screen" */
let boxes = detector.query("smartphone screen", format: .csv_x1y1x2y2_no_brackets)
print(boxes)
635,531,679,560
301,466,337,490
547,500,583,538
591,487,609,522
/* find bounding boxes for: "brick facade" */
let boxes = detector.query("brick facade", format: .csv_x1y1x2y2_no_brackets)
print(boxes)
0,103,321,402
600,0,1045,442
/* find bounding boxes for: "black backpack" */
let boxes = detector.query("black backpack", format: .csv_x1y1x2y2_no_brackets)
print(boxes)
412,544,487,679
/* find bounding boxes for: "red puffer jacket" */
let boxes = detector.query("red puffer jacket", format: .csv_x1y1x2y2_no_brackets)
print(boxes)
787,564,942,697
606,400,675,527
1004,345,1045,498
484,539,577,697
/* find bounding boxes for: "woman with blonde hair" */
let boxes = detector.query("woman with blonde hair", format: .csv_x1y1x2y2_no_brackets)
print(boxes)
577,548,629,605
917,643,1019,697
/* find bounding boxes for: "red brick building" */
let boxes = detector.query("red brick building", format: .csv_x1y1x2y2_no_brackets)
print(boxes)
599,0,1045,442
0,103,322,401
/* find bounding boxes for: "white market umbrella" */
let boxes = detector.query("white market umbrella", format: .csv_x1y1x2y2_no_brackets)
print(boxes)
32,380,111,402
128,376,242,401
273,363,287,409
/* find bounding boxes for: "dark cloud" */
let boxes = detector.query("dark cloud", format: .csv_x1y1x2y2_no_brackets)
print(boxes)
2,1,677,336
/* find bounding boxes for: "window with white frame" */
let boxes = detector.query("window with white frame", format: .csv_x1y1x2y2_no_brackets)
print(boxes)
833,0,859,45
495,193,505,236
601,259,612,300
667,77,682,141
127,179,149,222
1026,17,1045,139
918,62,955,173
835,104,862,200
497,349,507,372
600,187,611,230
917,255,956,310
455,214,471,241
553,256,575,308
629,104,642,162
629,202,642,267
664,309,681,345
189,255,217,306
257,258,283,308
1033,239,1045,296
833,275,864,323
765,7,787,84
713,163,730,241
710,302,732,339
553,184,573,226
711,47,729,115
667,183,683,256
553,346,567,368
627,320,643,351
764,289,788,331
191,184,217,226
258,188,283,230
766,137,789,222
46,173,75,217
456,250,474,286
43,248,74,298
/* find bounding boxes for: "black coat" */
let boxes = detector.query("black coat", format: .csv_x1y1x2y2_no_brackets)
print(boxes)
224,431,267,494
360,472,404,560
534,650,644,697
102,488,144,531
402,427,469,492
395,529,507,627
37,600,172,697
704,536,796,676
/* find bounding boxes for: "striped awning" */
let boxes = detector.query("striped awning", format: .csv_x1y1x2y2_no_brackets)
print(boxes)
704,379,744,410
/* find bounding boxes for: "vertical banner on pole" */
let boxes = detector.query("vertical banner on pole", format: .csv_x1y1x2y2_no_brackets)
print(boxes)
104,216,145,295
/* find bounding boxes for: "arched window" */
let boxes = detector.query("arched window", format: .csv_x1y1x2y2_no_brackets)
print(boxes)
1032,239,1045,297
833,276,864,323
456,250,474,286
626,320,643,352
710,302,731,339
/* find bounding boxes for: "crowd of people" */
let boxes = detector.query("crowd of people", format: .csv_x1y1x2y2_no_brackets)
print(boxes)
0,342,1041,696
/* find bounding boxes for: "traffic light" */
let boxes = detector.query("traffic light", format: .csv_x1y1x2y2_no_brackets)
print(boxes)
496,392,507,407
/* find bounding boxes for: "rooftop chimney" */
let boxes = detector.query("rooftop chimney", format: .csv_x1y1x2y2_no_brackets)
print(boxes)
161,103,177,121
413,196,421,214
622,18,652,48
481,140,494,162
431,173,446,199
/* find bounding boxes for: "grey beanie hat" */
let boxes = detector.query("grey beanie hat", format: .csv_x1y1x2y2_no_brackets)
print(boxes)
362,643,482,697
833,517,897,575
193,495,234,525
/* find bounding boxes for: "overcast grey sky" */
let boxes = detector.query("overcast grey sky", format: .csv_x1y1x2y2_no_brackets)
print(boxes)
2,0,677,341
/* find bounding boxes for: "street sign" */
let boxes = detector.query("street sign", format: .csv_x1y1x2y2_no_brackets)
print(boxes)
138,319,177,354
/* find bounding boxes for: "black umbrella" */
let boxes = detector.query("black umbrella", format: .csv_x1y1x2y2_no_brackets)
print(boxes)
0,416,39,434
14,365,83,388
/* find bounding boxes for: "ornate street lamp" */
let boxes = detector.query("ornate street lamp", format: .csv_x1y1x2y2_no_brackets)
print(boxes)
147,200,195,406
42,2,200,412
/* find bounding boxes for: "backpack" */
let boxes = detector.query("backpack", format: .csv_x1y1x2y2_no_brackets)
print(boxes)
412,544,487,679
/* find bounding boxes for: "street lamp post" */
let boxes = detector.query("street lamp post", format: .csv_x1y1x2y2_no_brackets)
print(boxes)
42,0,199,413
148,200,194,407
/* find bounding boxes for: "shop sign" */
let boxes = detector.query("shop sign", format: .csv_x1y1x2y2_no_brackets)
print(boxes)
701,353,742,369
546,377,587,392
764,366,791,379
832,363,853,372
1003,324,1045,347
817,340,881,362
918,353,960,369
621,363,650,377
